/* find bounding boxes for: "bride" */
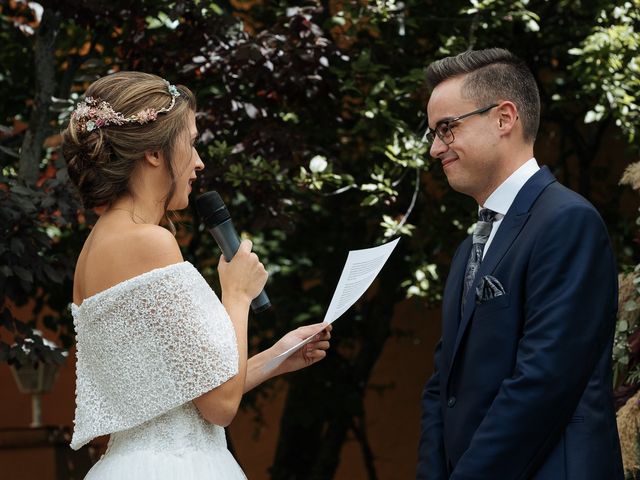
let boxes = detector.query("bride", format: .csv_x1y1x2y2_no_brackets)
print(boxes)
62,71,331,479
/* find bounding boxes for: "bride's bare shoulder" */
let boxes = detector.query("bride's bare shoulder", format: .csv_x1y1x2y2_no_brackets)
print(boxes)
74,223,183,304
120,223,182,261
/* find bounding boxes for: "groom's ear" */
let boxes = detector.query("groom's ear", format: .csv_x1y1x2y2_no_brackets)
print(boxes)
496,101,518,136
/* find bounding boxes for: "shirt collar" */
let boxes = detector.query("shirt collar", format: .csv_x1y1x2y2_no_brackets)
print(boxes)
482,158,540,216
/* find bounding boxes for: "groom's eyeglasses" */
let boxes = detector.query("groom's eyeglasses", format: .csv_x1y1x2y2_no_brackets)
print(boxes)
423,104,498,145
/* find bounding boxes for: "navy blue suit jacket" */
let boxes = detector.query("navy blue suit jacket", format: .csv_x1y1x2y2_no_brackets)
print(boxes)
418,167,623,479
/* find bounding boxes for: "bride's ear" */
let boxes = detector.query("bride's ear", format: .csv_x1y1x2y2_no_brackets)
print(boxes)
144,150,162,167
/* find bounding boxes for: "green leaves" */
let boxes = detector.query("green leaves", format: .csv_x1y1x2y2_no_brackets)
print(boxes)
613,271,640,390
568,0,640,145
1,0,639,474
380,214,415,238
2,330,68,370
0,162,81,366
145,11,180,30
401,263,440,299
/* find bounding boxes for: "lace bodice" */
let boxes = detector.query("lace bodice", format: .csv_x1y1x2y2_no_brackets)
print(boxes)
106,402,227,456
70,262,239,450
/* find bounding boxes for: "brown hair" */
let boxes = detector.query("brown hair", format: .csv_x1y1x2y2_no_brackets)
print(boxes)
62,71,196,224
426,48,540,144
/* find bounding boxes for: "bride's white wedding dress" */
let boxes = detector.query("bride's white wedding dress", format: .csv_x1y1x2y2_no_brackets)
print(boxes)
70,262,247,479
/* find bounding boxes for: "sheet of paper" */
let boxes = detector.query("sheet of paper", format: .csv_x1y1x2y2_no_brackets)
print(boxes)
264,237,400,373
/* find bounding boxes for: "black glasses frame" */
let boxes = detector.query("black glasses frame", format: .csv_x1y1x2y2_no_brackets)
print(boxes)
424,103,499,145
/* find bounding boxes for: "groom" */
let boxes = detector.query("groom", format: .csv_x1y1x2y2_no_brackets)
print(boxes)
417,48,623,479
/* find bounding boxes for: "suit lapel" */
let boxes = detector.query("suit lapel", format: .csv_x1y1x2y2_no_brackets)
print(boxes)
442,237,471,365
446,166,557,379
450,213,530,361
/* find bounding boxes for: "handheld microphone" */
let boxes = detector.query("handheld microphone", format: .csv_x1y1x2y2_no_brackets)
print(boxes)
196,191,271,313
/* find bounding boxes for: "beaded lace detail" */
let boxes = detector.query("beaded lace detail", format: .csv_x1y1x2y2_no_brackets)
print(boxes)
105,403,227,457
70,262,238,450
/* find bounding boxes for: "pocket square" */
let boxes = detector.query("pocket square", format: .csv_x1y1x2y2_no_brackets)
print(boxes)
475,275,506,303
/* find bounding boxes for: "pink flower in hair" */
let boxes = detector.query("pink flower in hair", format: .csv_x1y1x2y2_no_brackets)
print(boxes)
71,81,180,134
136,108,158,123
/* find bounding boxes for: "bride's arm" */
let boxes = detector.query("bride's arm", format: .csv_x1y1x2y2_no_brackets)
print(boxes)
194,240,267,426
244,323,332,393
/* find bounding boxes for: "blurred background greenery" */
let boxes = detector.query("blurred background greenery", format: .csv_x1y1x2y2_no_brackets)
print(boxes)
1,0,639,478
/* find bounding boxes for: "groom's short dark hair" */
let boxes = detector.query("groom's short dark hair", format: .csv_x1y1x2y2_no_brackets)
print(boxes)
426,48,540,144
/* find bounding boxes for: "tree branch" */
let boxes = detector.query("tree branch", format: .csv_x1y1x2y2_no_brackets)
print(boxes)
351,414,378,480
19,7,61,185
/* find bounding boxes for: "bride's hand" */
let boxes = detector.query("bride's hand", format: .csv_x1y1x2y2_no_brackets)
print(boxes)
218,239,268,305
272,323,332,375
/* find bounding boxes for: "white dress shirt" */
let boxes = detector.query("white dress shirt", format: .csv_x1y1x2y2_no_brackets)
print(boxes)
480,158,540,259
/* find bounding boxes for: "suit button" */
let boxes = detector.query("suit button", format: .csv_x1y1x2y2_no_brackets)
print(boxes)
447,396,456,408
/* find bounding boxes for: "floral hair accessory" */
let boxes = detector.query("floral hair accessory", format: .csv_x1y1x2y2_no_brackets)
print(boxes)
72,81,181,134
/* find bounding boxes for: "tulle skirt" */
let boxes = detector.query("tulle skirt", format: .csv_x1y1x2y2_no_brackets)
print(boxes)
84,448,247,479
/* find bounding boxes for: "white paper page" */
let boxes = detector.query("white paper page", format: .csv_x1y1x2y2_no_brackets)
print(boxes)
264,238,400,373
323,237,400,324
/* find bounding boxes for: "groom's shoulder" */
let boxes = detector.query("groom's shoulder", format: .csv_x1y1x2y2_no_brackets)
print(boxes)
537,179,601,217
531,182,608,241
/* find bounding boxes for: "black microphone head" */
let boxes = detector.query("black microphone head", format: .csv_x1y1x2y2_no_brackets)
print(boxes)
197,191,231,228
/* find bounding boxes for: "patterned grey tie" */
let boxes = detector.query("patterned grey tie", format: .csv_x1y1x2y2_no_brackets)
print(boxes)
461,208,498,311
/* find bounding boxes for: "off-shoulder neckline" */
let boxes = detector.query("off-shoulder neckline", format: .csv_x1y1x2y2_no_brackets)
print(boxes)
72,261,192,312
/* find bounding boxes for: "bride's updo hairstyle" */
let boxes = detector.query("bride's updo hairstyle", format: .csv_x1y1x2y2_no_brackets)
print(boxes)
62,71,196,212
